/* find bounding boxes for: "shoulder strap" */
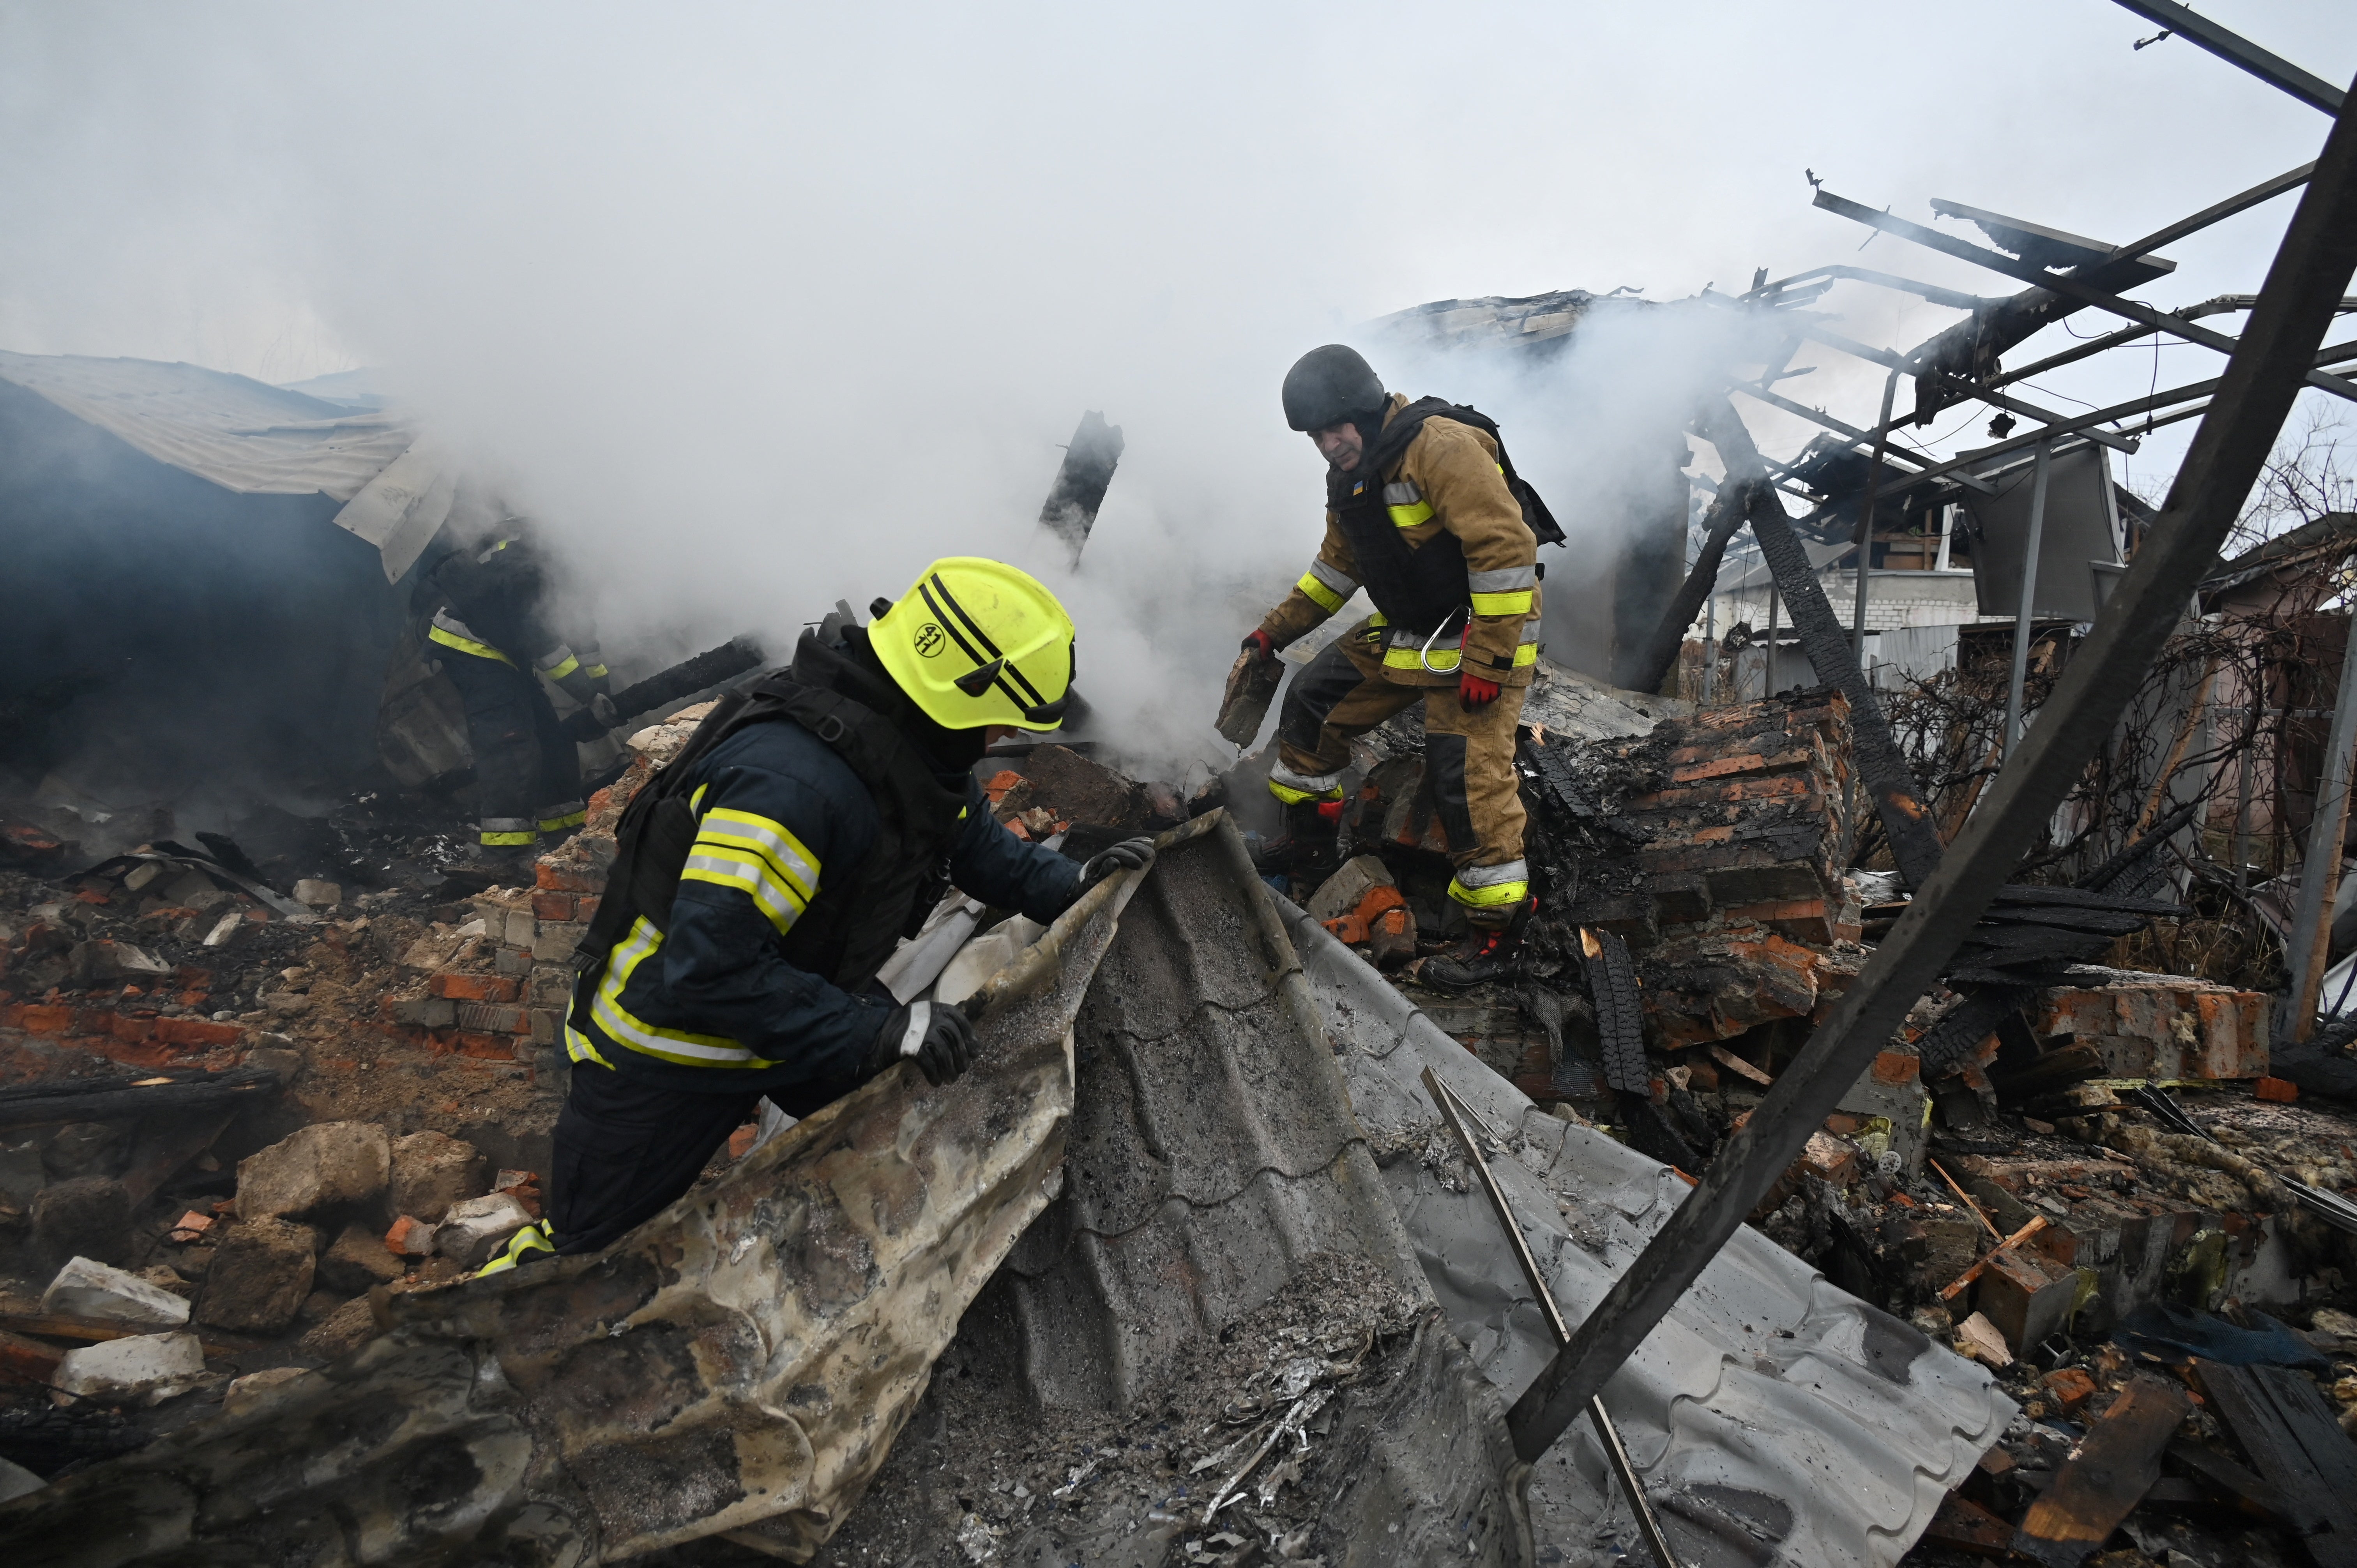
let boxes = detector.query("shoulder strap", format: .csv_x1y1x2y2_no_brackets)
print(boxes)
1366,398,1565,548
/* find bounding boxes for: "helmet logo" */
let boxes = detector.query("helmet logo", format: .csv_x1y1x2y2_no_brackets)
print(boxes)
914,623,947,658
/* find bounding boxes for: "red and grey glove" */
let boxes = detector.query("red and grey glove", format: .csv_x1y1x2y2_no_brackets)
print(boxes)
1458,627,1500,708
1242,629,1277,661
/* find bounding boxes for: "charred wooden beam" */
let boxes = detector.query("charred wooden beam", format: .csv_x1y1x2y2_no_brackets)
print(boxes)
0,1066,282,1129
1037,411,1125,567
1694,399,1948,886
1618,475,1756,694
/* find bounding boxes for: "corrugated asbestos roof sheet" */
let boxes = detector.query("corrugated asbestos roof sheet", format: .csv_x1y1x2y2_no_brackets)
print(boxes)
0,350,413,499
1279,899,2016,1568
0,350,451,580
822,817,1536,1566
999,820,1433,1410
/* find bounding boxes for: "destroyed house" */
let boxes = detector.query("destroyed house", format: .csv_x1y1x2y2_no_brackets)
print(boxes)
0,352,452,802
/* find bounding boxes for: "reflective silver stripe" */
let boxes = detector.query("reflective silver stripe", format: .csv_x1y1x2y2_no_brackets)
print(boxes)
431,610,480,639
1382,481,1422,506
1305,557,1358,596
479,816,535,832
1269,761,1342,794
1452,859,1529,888
534,643,576,672
1520,616,1543,644
1467,566,1537,592
897,1000,931,1060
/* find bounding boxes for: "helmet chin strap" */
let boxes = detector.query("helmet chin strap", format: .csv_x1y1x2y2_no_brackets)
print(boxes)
843,627,994,772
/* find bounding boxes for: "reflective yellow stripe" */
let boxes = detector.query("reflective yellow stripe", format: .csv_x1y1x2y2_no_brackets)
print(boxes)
1448,875,1529,908
697,809,819,898
1387,501,1435,528
583,664,609,679
1467,590,1534,616
538,809,587,832
428,623,516,666
565,1022,613,1067
1267,778,1343,806
1383,643,1459,672
1514,641,1539,667
584,916,774,1067
541,653,581,682
1296,570,1347,614
480,828,538,846
472,1220,554,1277
680,806,820,936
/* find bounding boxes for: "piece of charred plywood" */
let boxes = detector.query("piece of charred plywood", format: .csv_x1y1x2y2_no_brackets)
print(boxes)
2194,1357,2357,1566
2010,1373,2190,1566
1923,1490,2015,1558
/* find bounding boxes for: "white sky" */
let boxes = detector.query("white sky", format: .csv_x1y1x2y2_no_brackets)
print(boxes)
1,2,2351,763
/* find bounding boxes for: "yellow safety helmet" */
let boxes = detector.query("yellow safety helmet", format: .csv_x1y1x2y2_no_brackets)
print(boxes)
869,558,1076,730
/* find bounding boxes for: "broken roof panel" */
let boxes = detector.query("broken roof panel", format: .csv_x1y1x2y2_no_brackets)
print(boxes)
1278,899,2014,1567
0,350,448,579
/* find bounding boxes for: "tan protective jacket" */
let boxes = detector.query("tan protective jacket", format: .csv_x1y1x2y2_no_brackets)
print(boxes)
1259,393,1541,688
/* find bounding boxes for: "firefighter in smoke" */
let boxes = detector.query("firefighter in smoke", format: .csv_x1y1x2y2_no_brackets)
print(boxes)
417,518,615,871
479,558,1153,1271
1239,344,1559,990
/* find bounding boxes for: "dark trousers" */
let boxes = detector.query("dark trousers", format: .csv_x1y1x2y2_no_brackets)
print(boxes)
442,650,581,845
549,1060,864,1255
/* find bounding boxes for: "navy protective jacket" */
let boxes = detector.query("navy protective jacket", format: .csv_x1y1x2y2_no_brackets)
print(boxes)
565,646,1083,1098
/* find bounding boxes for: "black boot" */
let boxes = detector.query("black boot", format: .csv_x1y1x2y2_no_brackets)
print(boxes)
1251,800,1343,892
1420,897,1537,991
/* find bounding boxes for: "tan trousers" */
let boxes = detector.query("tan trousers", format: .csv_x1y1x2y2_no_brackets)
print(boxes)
1267,622,1530,916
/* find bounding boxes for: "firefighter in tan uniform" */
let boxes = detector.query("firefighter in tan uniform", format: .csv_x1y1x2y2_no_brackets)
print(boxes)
1240,344,1559,988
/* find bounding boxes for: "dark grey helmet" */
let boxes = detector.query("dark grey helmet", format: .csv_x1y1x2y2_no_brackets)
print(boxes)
1281,344,1385,432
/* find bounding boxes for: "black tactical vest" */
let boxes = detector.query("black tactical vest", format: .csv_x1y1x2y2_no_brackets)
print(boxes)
1330,399,1563,635
567,632,970,1030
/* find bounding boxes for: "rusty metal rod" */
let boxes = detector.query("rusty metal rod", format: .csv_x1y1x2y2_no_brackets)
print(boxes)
1420,1067,1683,1568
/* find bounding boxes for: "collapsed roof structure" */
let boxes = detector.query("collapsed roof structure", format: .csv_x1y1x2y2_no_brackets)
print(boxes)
0,353,457,803
2,6,2357,1566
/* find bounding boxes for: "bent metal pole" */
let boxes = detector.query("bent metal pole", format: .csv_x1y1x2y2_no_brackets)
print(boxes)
2003,440,2054,753
1504,74,2357,1467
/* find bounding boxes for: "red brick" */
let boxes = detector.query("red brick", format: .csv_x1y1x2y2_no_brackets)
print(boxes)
0,1329,64,1386
2041,1367,2097,1407
536,861,602,893
11,1003,71,1034
983,769,1023,803
1671,752,1770,783
1871,1051,1921,1085
73,890,110,905
386,1215,435,1256
155,1016,244,1048
728,1124,758,1160
455,1030,523,1059
2255,1076,2298,1103
430,972,521,1003
530,891,577,921
575,895,599,918
1801,1130,1857,1185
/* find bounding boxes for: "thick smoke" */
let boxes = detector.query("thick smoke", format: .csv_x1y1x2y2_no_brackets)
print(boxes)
2,4,2347,788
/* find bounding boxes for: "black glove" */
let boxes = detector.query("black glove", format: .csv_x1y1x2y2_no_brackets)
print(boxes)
559,692,622,743
1080,836,1156,890
869,999,976,1087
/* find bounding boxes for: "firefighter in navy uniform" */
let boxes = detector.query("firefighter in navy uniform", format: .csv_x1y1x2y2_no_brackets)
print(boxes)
479,558,1152,1272
417,521,614,871
1240,345,1560,991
